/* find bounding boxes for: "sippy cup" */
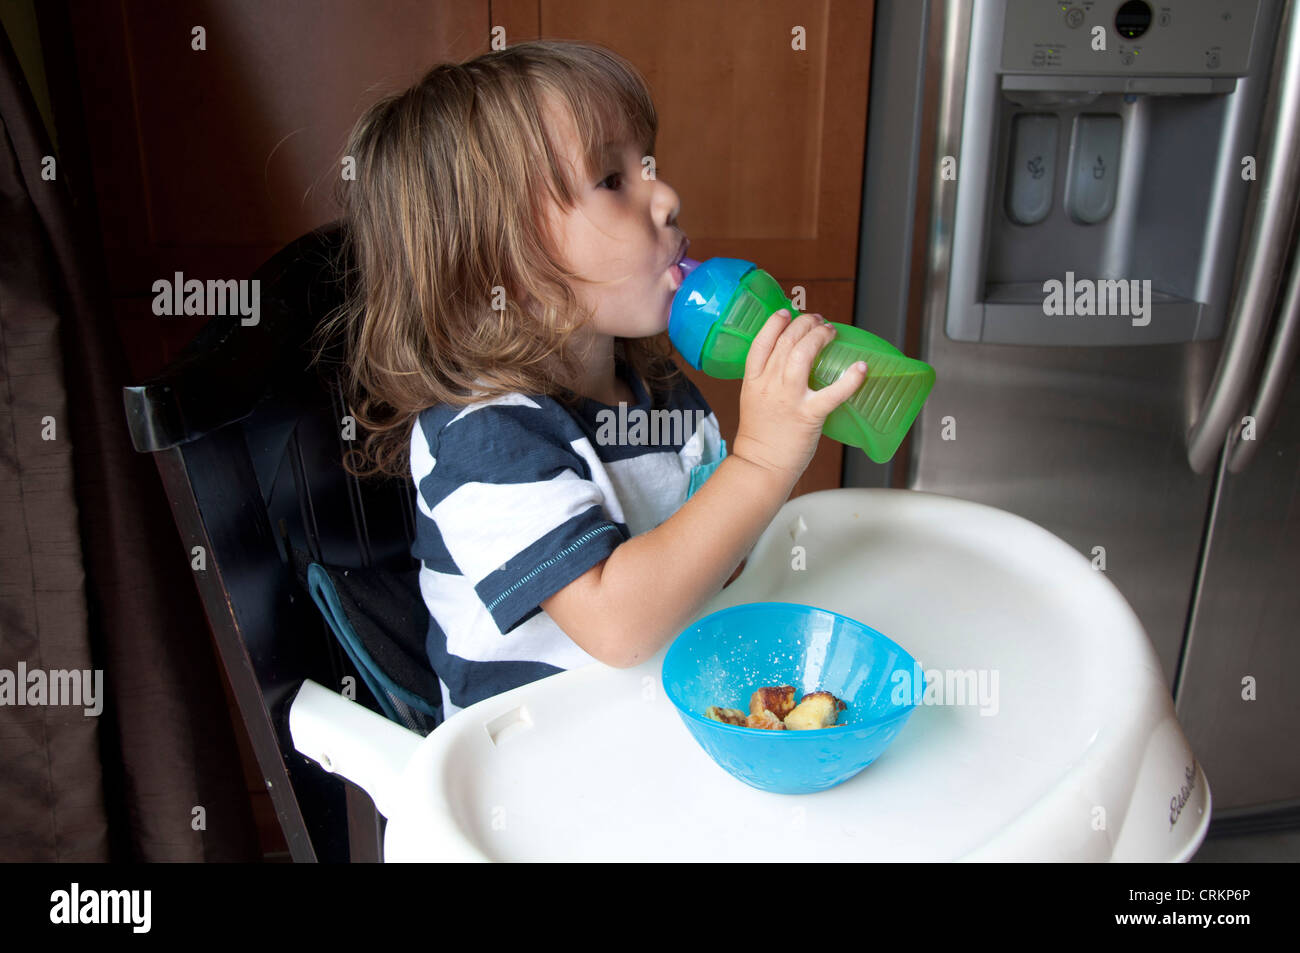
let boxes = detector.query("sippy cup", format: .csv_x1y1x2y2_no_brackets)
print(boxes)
669,257,935,463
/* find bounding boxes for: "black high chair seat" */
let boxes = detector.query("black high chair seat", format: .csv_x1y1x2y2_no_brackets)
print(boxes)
122,221,440,862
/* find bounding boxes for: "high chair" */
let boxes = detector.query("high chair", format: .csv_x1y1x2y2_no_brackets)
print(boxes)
123,222,441,862
289,485,1211,861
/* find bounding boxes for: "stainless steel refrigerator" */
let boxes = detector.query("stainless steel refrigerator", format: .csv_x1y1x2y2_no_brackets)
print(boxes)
849,0,1300,828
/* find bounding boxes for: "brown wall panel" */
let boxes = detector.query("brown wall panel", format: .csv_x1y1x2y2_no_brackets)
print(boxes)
68,0,487,295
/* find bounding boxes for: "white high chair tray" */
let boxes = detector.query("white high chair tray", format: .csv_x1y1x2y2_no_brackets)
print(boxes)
292,488,1211,862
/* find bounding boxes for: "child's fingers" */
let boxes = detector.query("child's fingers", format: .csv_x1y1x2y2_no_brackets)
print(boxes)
808,358,868,418
783,317,835,388
768,313,825,385
743,309,792,379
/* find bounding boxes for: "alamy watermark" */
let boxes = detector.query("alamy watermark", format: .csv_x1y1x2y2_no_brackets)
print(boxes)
50,883,150,933
1042,271,1152,327
152,272,260,325
1,663,103,716
594,403,708,447
891,665,1000,716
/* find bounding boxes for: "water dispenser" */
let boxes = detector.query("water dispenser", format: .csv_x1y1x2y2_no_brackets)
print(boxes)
946,0,1273,345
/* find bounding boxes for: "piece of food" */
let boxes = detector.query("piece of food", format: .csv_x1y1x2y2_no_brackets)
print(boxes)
744,709,787,730
705,684,848,731
704,706,747,726
749,685,797,721
784,690,847,730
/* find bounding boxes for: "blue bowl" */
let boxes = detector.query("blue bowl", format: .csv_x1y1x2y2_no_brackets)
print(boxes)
662,601,925,795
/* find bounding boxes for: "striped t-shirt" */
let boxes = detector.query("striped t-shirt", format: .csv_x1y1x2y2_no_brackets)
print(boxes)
410,356,727,720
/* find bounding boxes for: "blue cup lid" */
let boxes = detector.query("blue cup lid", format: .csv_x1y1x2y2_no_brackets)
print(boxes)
668,257,756,370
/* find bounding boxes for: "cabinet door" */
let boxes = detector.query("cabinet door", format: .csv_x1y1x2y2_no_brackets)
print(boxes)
497,0,876,495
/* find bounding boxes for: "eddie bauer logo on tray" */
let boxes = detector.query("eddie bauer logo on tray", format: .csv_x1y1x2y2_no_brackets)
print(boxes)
1169,761,1197,830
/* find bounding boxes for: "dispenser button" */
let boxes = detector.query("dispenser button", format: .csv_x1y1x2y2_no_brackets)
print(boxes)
1006,114,1058,226
1065,115,1122,224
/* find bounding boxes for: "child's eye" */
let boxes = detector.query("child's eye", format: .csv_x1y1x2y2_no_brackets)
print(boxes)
599,172,623,191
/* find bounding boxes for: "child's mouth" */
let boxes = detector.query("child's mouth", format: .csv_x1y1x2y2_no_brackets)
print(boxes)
668,262,685,291
667,239,690,291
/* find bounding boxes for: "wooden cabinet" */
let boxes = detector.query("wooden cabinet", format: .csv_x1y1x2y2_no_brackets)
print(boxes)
64,0,874,495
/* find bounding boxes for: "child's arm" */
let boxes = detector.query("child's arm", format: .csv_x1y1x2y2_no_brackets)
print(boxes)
722,557,747,587
541,449,795,666
541,310,867,667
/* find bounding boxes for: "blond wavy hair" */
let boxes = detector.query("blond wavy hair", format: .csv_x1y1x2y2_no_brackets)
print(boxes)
311,39,685,482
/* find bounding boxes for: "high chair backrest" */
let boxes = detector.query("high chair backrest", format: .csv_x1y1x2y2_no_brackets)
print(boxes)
122,221,424,862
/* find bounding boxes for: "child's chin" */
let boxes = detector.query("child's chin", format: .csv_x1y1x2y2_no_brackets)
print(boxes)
625,313,670,337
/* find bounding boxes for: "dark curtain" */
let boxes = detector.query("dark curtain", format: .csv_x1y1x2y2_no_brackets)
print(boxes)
0,21,259,860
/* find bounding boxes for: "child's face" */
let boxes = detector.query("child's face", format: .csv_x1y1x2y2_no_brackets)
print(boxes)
539,93,688,340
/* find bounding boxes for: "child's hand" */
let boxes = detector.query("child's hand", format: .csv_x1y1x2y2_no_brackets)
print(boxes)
732,310,867,484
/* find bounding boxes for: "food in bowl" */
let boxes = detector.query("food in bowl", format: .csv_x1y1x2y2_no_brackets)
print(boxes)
785,691,848,730
704,685,847,731
703,706,747,726
750,685,797,720
745,709,786,730
665,602,921,793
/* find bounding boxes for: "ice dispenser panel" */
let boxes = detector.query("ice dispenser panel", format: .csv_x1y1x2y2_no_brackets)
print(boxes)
944,0,1269,346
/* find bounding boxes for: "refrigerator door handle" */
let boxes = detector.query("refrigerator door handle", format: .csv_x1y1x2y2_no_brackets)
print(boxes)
1187,0,1300,474
1228,229,1300,472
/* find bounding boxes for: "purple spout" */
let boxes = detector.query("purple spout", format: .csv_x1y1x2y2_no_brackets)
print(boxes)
679,256,702,279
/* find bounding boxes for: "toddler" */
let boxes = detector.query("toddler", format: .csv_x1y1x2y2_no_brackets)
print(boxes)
318,40,866,720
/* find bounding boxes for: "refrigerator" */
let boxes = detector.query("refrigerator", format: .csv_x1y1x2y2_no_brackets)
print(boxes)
848,0,1300,826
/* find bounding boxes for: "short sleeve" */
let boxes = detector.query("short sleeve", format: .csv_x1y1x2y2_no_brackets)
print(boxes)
416,398,627,635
